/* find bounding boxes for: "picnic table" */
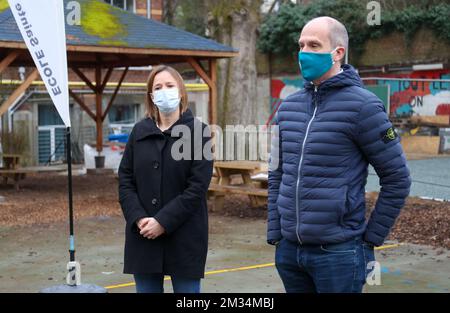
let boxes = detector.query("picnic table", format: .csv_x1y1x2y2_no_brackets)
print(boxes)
0,168,32,191
0,154,25,190
2,154,22,169
208,161,268,211
250,172,268,189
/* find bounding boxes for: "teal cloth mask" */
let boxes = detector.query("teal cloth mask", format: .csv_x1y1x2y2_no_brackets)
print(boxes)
298,48,338,81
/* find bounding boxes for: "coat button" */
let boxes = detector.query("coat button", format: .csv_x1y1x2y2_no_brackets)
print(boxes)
151,198,158,205
153,161,159,169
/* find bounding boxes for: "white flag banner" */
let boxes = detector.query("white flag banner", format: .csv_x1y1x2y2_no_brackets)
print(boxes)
8,0,71,127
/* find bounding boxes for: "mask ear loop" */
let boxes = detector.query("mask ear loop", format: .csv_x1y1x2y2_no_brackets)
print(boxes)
331,47,339,65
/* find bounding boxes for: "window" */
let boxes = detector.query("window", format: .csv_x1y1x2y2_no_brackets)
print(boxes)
108,104,138,136
126,0,135,12
37,104,66,164
38,104,64,126
108,104,138,125
103,0,135,12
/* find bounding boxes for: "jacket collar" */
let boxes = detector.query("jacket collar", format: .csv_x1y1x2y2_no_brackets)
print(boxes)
135,108,195,141
304,64,364,94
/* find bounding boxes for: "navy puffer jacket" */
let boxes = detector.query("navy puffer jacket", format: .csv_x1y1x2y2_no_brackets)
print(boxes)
267,64,411,247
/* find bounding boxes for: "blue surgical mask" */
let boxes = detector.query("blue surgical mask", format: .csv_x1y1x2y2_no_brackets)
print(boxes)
152,88,180,113
298,48,338,81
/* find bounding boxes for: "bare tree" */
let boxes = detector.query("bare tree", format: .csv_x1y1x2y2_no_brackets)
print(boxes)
206,0,262,126
163,0,179,25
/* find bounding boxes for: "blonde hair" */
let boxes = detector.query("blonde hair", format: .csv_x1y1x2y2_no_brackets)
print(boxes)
145,65,189,121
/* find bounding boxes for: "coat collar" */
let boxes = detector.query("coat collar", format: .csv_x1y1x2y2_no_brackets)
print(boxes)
135,108,195,141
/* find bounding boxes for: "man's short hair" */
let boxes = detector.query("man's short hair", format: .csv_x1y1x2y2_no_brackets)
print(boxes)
308,16,349,64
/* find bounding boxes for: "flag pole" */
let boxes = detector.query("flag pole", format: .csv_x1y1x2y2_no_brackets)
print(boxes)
65,126,80,287
67,126,75,263
41,126,106,292
6,0,107,292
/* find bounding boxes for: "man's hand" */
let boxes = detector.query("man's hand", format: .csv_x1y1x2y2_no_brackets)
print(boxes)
139,217,165,239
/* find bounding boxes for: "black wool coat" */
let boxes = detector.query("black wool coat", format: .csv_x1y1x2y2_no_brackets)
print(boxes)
118,109,213,278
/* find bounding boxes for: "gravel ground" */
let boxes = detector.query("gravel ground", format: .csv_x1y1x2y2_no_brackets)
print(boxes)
0,173,448,249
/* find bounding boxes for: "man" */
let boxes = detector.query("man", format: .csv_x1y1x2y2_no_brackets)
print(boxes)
267,16,411,293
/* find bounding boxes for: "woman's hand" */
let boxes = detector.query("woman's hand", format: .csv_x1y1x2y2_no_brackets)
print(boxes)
137,217,151,230
139,217,165,239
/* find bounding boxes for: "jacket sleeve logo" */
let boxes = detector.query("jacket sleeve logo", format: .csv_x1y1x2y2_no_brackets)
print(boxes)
380,127,398,143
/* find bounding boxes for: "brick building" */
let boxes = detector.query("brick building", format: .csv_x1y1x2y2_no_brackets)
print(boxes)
102,0,163,21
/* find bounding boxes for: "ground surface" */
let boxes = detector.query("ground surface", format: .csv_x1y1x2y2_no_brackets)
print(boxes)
0,214,448,293
0,161,449,293
1,172,448,249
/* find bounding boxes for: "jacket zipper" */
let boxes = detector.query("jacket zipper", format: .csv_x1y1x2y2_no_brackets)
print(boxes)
295,85,319,244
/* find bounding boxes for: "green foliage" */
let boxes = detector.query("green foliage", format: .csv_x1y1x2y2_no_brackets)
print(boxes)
369,3,450,45
427,3,450,42
258,3,306,55
258,0,368,56
206,0,262,21
170,0,239,36
172,0,263,37
172,0,208,36
258,0,450,58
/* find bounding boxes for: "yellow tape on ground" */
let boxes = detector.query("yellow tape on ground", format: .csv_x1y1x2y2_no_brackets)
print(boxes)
375,243,403,250
104,243,403,290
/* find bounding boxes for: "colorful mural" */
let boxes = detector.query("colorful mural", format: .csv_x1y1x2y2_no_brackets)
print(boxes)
267,76,304,126
268,70,450,125
364,70,450,117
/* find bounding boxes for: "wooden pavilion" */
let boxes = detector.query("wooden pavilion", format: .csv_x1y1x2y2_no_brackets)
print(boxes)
0,0,237,156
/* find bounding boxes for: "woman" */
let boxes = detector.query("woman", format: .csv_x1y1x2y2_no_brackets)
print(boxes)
118,65,213,293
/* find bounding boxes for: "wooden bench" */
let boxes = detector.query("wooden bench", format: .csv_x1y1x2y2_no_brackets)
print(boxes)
209,183,268,196
0,164,78,191
2,154,22,169
208,161,268,211
0,168,32,191
208,183,268,211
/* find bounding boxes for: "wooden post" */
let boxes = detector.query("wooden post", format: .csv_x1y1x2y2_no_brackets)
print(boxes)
0,68,39,117
207,58,218,160
95,66,103,153
187,57,218,125
102,67,128,121
70,67,96,92
100,67,114,92
68,89,96,121
209,58,217,126
69,65,128,154
0,50,20,75
186,57,213,87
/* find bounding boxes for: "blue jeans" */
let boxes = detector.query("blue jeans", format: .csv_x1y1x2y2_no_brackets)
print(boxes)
133,273,201,293
275,236,375,293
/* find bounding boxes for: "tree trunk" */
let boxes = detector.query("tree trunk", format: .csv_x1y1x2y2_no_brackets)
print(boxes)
163,0,178,25
207,0,261,127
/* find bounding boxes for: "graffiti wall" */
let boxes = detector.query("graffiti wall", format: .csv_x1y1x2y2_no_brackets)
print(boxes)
364,70,450,117
268,69,450,124
267,76,304,125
